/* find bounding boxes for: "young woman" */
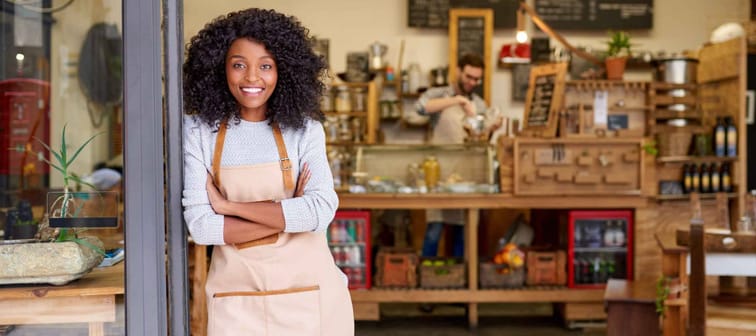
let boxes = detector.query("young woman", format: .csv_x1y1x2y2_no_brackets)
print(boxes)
182,8,353,335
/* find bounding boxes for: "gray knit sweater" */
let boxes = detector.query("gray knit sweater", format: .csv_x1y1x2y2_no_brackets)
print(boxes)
182,115,338,245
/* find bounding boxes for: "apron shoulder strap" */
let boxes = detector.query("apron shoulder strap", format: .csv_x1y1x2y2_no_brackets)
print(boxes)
211,119,294,192
211,118,228,187
271,123,295,192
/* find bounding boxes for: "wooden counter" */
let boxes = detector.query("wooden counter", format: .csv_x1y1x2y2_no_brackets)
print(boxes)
339,193,650,209
0,263,124,336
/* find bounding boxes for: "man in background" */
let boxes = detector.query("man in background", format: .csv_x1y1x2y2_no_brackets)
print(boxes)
414,53,501,257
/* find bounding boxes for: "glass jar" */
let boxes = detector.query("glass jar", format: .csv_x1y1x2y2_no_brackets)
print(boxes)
351,87,366,112
334,85,352,113
422,155,440,191
320,87,334,111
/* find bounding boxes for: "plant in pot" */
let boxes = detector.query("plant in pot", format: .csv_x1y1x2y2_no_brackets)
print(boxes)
605,31,633,80
4,200,38,240
0,125,110,285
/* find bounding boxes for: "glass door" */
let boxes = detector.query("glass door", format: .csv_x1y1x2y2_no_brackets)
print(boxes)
567,210,633,289
0,0,126,333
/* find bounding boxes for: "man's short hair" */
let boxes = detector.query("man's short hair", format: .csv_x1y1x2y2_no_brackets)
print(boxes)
458,53,484,69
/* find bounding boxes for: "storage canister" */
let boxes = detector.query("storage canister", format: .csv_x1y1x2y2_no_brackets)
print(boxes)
334,85,352,112
652,57,698,84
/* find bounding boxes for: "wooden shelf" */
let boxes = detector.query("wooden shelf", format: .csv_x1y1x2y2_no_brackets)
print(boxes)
657,156,737,164
324,111,368,117
651,82,697,91
652,110,701,119
350,287,605,303
654,193,737,201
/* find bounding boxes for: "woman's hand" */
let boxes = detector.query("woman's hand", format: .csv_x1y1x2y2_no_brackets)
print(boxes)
206,175,230,215
294,162,311,197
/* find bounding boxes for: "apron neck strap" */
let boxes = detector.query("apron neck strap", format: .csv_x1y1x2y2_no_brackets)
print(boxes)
271,122,295,192
211,118,228,187
211,119,294,193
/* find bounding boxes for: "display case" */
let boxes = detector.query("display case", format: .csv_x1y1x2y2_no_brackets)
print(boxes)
328,210,371,289
567,210,633,289
350,144,498,194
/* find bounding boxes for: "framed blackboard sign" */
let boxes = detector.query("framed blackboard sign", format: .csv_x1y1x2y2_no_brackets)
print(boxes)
408,0,518,28
534,0,653,30
523,62,567,138
449,8,493,105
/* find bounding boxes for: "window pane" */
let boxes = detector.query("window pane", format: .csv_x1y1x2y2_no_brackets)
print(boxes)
0,1,124,334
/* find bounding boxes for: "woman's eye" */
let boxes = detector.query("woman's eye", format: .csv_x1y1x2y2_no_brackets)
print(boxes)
261,64,273,70
233,63,246,69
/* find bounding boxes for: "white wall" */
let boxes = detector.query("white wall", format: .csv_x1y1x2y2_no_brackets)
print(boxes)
184,0,749,124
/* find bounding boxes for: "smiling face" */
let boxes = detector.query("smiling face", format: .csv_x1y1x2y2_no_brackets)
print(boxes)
225,38,277,121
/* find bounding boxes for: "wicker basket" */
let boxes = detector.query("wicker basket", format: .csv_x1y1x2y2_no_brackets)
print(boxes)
479,262,525,288
657,130,693,156
419,258,466,289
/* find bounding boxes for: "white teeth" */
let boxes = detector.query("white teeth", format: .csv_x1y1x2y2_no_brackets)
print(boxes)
242,87,263,93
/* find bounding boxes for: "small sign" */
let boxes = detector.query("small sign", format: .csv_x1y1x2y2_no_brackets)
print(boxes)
607,114,629,130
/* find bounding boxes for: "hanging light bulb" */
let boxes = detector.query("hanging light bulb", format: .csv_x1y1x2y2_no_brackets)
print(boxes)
516,30,529,44
515,8,528,43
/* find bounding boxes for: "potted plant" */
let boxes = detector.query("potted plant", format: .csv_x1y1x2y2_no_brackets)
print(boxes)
4,200,38,240
0,125,109,285
605,31,633,80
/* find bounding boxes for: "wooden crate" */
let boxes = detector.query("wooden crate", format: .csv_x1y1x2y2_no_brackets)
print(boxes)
375,248,418,288
526,250,566,286
479,262,525,288
419,258,466,289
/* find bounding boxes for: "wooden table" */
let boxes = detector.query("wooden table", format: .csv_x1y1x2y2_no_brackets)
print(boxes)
0,263,124,336
604,279,658,336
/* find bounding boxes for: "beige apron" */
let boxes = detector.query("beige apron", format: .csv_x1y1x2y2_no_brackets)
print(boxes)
205,121,354,336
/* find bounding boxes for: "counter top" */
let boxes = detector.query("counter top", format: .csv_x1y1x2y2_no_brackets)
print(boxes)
338,193,650,209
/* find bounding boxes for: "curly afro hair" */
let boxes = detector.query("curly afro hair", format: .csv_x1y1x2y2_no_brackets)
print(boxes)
183,8,327,130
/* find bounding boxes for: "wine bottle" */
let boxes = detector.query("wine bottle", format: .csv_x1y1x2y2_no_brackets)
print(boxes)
710,163,721,193
714,117,726,157
682,163,692,194
721,163,732,192
725,116,737,157
700,163,711,193
691,164,700,192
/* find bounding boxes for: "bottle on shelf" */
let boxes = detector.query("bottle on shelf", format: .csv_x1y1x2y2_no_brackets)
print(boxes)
691,163,701,192
700,163,711,193
714,117,726,157
721,163,732,192
725,116,737,157
682,163,692,194
710,163,721,193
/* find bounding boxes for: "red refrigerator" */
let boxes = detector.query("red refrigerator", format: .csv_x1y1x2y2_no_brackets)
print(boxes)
568,210,633,289
328,210,372,290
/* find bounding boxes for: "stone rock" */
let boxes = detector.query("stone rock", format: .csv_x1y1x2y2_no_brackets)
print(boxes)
0,236,105,285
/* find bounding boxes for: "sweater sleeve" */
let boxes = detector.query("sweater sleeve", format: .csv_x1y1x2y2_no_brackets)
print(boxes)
182,117,226,245
280,120,339,232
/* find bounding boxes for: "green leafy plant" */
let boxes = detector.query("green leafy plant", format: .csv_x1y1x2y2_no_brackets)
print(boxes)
606,31,633,58
643,140,659,156
10,124,104,254
655,275,670,317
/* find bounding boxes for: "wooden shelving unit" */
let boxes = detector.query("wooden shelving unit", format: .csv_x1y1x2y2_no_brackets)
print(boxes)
656,156,738,164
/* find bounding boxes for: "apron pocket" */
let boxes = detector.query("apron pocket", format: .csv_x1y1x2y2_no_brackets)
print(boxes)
212,285,321,336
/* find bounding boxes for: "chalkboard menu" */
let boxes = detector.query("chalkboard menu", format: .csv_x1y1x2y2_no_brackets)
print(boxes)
534,0,653,30
527,75,556,126
408,0,517,28
523,63,567,138
449,9,493,104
